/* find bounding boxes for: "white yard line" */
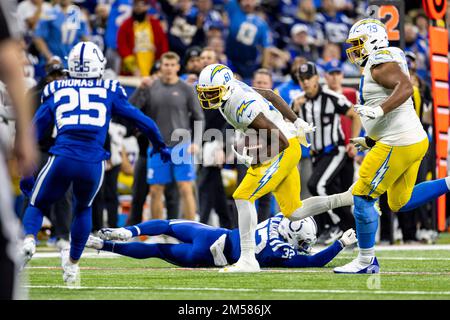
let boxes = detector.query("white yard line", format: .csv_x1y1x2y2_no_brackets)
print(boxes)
23,285,450,296
24,266,450,275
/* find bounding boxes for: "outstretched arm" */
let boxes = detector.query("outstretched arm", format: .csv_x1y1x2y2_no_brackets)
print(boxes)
371,62,414,114
280,241,344,268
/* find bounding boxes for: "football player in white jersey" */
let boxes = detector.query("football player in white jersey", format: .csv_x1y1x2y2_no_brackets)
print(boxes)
332,19,450,273
196,64,354,272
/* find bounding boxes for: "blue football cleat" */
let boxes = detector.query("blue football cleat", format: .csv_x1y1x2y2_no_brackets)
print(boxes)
333,257,380,274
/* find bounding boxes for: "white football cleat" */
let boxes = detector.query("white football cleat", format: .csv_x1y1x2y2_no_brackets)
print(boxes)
334,257,380,274
62,261,80,287
21,237,36,269
85,235,104,250
98,227,132,241
219,258,261,273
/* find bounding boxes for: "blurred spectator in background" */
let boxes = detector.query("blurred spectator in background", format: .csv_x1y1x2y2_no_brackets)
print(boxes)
17,0,52,36
89,2,109,52
265,47,291,85
317,0,352,48
225,0,273,80
180,46,203,85
317,42,358,77
199,47,218,67
286,23,319,62
22,58,72,250
117,0,168,76
192,0,225,46
207,36,230,66
130,52,204,221
274,57,304,106
104,0,132,74
404,21,429,85
159,0,204,58
281,0,324,50
34,0,90,65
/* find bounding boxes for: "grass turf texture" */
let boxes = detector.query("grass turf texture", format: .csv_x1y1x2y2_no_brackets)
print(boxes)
25,242,450,300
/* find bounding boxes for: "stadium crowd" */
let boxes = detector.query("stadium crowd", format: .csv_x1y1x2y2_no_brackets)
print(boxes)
0,0,440,252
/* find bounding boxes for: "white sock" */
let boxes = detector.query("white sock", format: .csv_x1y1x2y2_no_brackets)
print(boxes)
235,199,257,261
289,190,354,221
358,247,375,264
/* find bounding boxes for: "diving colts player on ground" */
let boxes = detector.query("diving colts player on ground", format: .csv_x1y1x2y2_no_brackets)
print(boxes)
196,64,354,272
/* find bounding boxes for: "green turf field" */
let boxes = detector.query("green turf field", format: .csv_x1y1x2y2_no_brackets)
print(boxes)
24,241,450,300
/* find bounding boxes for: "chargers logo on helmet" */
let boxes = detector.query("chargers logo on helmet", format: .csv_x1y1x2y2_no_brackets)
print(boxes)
68,41,107,79
197,64,234,109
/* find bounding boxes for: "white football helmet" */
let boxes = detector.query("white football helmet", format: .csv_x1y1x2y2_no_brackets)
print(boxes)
196,64,234,109
68,41,106,79
278,216,317,253
346,18,389,66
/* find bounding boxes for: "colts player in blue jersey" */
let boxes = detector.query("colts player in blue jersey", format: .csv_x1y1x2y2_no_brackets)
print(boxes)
86,215,356,268
20,41,171,285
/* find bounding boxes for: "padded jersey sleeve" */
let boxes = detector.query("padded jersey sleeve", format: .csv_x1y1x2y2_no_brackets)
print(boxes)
368,47,404,68
234,97,264,129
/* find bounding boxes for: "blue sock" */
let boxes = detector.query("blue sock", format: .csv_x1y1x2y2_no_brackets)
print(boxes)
399,178,449,212
70,206,92,261
102,241,161,259
125,219,170,237
354,196,379,249
22,206,45,237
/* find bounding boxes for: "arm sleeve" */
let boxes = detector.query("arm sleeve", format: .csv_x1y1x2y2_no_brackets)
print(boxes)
368,48,402,67
112,85,165,150
32,99,54,142
279,241,344,268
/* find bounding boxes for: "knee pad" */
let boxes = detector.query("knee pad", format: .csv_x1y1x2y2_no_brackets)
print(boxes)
353,196,379,233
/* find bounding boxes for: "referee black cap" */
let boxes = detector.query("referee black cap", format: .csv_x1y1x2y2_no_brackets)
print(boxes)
298,61,318,80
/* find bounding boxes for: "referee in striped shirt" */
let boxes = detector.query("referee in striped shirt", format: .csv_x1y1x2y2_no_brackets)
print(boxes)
292,62,361,244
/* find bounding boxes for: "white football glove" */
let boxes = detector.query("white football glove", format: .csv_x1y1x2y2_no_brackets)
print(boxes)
231,144,254,168
353,104,384,119
350,137,370,152
339,228,357,247
294,118,315,147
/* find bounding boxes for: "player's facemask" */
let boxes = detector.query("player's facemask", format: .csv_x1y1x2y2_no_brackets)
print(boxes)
196,85,227,109
346,35,369,65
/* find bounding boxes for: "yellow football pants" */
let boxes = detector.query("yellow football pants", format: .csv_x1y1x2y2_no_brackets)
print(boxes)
353,137,429,212
233,137,302,217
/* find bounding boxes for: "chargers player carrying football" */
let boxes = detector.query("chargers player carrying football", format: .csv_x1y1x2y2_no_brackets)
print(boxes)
195,64,355,272
86,216,357,268
330,19,450,273
20,41,171,284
